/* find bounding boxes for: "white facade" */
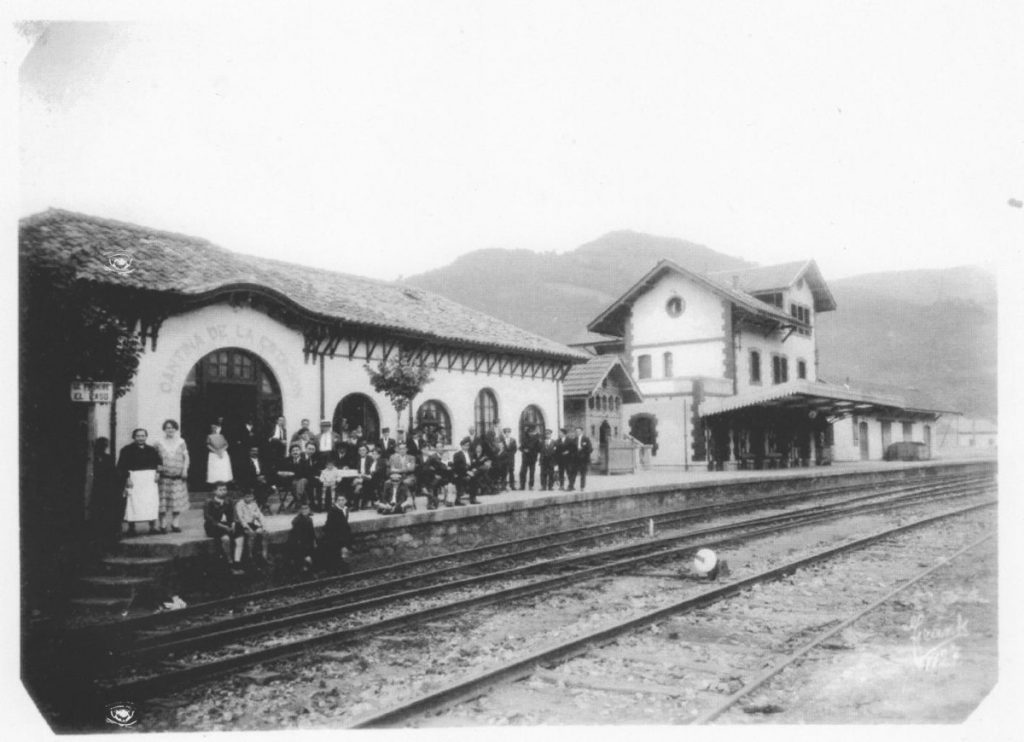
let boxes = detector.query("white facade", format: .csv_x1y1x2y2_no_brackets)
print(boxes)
621,270,821,466
115,302,562,451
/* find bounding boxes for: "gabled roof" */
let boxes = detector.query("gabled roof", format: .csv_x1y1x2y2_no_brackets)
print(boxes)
562,355,643,403
587,258,799,338
698,379,953,419
20,209,589,363
708,259,837,312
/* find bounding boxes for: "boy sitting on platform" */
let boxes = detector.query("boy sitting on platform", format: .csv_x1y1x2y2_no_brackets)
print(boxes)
287,502,317,573
377,471,410,515
234,489,269,568
204,481,241,575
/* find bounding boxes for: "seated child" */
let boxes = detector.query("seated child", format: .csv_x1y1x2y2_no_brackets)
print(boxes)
203,481,240,574
287,502,317,573
234,490,269,567
377,471,410,515
318,459,345,511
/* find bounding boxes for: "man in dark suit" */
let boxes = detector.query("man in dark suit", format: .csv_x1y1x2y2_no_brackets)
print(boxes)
519,425,540,490
378,427,397,457
314,420,342,466
350,443,378,510
555,427,572,490
236,445,274,514
451,437,480,505
538,429,557,491
568,426,594,491
501,427,518,490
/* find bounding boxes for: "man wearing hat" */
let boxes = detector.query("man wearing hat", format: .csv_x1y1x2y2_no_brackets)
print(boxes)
539,429,558,491
378,427,397,457
519,424,540,490
567,425,594,491
451,437,480,505
555,427,572,490
501,425,520,489
316,420,342,465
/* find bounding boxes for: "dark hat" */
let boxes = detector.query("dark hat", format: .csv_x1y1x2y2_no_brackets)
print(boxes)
502,427,511,433
382,427,390,432
460,436,472,446
559,427,568,434
544,429,553,435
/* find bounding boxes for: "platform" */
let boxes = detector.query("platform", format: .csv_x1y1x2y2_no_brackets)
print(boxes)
108,456,995,561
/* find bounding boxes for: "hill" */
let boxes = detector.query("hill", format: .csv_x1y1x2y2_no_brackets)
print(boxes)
406,233,997,418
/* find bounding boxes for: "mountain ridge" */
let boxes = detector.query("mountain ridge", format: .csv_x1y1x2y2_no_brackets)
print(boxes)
405,231,996,418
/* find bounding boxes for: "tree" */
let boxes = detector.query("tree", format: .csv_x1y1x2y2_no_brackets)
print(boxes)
364,351,434,431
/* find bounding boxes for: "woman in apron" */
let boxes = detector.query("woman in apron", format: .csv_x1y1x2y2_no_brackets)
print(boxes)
206,421,234,485
155,419,191,534
116,428,161,537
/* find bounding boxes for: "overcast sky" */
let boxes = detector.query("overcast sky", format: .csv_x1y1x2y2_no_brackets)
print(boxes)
14,1,1024,282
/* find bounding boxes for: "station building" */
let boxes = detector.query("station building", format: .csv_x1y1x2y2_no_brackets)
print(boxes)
574,258,950,468
21,210,588,486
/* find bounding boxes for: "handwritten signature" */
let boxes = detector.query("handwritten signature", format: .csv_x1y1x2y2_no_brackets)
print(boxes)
907,613,969,671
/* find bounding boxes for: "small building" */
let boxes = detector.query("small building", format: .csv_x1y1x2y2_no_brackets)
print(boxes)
562,355,643,471
21,210,589,487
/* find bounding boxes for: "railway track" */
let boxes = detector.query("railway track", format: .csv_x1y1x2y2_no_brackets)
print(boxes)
96,473,994,702
77,470,985,648
348,502,996,727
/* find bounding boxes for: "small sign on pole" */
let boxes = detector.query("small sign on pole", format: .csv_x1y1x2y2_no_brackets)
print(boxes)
70,381,114,404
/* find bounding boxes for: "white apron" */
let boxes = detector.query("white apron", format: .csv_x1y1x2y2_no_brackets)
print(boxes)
207,452,234,483
125,469,159,522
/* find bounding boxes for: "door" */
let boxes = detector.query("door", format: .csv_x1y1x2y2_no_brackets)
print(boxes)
859,421,870,460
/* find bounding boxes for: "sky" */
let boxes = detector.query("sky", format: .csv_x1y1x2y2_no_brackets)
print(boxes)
11,2,1024,285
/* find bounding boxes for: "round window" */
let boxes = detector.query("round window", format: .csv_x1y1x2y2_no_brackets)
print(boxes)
665,295,685,317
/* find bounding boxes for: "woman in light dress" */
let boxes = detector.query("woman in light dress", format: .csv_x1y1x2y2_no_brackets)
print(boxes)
206,421,234,485
155,419,191,534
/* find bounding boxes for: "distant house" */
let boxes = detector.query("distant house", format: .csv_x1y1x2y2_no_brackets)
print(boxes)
21,210,588,487
574,258,952,468
955,418,998,449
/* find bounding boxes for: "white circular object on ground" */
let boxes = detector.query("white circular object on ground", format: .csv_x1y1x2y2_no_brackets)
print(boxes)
692,548,717,575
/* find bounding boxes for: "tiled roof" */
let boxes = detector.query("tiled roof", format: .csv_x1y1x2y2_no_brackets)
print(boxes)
20,209,588,362
708,259,837,313
562,355,643,403
708,261,810,293
588,258,798,337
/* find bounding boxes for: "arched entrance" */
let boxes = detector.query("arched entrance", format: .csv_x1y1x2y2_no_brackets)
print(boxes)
519,404,545,442
416,399,452,445
334,393,381,441
474,388,499,436
181,347,282,488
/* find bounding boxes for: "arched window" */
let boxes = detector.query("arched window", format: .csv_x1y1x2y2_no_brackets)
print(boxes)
416,399,452,445
474,388,499,436
663,352,674,378
519,405,545,442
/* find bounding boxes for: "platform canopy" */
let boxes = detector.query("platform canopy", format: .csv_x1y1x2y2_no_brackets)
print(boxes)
698,380,947,421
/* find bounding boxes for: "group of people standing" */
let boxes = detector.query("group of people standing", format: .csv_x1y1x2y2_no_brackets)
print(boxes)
89,412,597,573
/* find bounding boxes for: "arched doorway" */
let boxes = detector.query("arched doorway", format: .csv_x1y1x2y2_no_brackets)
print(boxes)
519,405,545,442
474,388,499,436
629,413,658,457
333,393,381,442
181,347,282,488
417,399,452,445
